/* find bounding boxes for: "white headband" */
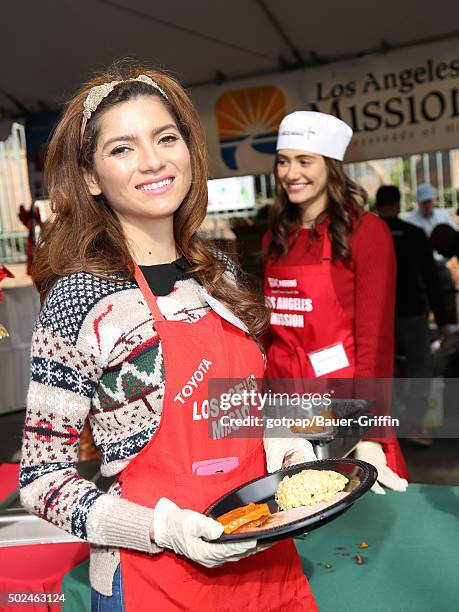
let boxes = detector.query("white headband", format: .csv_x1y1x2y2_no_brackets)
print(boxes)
80,74,168,144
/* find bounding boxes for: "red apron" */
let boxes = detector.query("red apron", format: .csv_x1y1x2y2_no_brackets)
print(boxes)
264,229,409,479
119,265,317,612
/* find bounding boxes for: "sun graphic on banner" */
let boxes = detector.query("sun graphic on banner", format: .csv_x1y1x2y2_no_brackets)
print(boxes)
215,85,286,172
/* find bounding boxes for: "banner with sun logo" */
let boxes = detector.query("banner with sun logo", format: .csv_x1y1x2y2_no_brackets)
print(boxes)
192,38,459,178
214,85,286,174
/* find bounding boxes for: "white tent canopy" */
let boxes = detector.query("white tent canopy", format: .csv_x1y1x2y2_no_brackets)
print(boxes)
1,0,458,116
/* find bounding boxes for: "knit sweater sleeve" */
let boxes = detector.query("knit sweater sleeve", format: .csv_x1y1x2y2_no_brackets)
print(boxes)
352,213,396,378
19,276,160,554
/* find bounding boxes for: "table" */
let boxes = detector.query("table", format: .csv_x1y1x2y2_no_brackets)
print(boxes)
297,483,459,611
0,543,89,611
58,484,459,611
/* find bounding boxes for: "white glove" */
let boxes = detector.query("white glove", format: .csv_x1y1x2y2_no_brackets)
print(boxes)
264,427,317,473
354,441,408,495
153,497,259,568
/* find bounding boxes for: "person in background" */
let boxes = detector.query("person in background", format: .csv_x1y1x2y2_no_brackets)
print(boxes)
430,223,459,261
375,185,450,445
263,111,409,495
430,223,459,380
407,183,458,324
407,183,457,235
20,64,317,611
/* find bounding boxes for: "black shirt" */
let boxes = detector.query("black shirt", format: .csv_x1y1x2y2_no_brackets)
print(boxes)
382,216,447,325
139,257,193,296
138,250,237,296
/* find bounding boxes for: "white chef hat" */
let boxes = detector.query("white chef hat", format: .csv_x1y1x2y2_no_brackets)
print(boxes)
276,111,353,161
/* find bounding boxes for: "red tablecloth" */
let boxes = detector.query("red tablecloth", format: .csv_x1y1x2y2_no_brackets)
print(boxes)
0,542,89,611
0,464,19,502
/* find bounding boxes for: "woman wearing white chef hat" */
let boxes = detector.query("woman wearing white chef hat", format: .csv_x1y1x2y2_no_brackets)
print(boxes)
263,111,410,493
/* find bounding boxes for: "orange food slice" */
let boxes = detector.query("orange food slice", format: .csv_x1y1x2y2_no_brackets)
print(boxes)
216,502,271,534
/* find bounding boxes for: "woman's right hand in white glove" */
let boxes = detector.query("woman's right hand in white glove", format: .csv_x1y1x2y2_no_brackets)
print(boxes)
354,441,408,495
151,497,259,568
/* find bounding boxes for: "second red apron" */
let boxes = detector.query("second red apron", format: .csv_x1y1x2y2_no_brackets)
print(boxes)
264,229,409,479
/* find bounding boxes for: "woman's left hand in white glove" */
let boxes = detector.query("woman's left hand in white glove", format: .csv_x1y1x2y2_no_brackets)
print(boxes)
264,427,317,473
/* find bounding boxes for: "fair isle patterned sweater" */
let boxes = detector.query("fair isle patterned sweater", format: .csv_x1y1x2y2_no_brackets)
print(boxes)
19,265,234,596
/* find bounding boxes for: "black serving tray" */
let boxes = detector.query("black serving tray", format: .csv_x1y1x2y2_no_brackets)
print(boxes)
205,459,377,543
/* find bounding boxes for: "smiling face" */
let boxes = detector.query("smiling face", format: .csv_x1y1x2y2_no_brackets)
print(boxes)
84,95,192,225
276,150,328,213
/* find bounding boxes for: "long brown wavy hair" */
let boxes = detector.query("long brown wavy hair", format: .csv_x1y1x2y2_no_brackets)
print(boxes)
33,61,269,335
265,157,366,261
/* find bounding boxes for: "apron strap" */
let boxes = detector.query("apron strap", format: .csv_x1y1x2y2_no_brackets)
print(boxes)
133,262,166,322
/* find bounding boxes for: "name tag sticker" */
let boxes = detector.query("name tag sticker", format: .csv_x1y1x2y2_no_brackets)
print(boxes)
200,289,249,333
308,343,350,377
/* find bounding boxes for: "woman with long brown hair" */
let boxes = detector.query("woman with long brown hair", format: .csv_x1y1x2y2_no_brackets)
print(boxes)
263,111,410,494
20,64,317,611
